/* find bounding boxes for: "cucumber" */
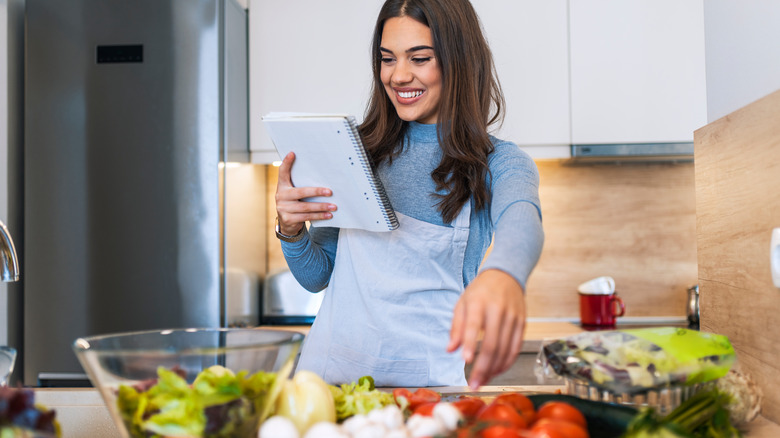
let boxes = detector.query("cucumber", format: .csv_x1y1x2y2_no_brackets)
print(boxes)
529,394,637,438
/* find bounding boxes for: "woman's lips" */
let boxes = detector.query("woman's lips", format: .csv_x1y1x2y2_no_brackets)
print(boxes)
394,88,425,104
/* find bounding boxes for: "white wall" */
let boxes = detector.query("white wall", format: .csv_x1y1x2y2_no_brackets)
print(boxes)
704,1,780,122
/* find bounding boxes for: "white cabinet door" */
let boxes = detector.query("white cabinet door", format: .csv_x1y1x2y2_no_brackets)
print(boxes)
569,0,707,144
249,0,571,161
473,0,571,158
248,0,380,162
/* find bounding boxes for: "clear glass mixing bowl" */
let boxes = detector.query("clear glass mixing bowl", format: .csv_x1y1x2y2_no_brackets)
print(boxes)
73,327,303,438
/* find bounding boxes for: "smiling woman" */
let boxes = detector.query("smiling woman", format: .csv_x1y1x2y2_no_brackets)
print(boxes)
274,0,544,390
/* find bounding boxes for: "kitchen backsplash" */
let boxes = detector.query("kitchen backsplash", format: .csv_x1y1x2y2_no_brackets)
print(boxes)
260,159,698,319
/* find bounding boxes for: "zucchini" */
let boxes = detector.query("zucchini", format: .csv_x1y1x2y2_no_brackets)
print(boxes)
529,394,637,438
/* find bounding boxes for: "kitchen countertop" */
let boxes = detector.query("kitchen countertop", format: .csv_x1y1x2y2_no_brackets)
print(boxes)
35,386,780,438
261,317,691,353
261,320,586,353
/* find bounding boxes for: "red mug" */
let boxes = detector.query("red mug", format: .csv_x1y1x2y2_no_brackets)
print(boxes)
579,292,626,327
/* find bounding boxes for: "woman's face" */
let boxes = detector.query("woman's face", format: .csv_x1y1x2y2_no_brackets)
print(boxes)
380,16,442,125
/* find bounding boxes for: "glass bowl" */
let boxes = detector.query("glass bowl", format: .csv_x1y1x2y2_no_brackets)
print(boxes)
73,328,303,438
0,346,17,386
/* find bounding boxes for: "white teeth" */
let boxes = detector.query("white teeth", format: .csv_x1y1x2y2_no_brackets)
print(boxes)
398,90,423,98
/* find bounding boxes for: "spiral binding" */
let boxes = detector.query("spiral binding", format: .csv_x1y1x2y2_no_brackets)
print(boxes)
344,116,399,230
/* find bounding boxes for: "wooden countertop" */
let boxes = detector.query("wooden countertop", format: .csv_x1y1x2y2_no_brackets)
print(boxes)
261,320,585,353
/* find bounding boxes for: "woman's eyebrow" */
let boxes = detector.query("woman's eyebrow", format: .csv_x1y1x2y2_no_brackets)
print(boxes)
406,45,434,53
379,45,434,55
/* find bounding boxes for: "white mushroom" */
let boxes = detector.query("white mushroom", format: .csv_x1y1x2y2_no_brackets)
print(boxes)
259,416,300,438
406,414,446,438
351,423,389,438
342,414,372,434
303,421,350,438
432,402,463,431
385,429,411,438
367,404,405,430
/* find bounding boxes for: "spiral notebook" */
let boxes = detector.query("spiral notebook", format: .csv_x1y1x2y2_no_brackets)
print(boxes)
263,112,399,232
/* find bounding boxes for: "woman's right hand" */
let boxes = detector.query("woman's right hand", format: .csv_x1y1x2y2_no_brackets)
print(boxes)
275,152,337,236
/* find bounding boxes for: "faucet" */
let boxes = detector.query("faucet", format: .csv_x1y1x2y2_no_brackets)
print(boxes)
0,221,19,282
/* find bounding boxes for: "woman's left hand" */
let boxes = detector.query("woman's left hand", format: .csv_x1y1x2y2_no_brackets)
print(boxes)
447,269,526,389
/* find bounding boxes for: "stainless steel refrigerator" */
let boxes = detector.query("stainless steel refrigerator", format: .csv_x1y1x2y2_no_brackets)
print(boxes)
8,0,248,386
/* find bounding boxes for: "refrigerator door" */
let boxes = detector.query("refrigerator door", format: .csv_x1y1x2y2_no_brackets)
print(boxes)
16,0,245,386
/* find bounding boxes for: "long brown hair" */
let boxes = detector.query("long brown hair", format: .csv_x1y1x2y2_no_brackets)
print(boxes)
359,0,505,223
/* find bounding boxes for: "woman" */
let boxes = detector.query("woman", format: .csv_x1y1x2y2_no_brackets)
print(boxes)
274,0,543,389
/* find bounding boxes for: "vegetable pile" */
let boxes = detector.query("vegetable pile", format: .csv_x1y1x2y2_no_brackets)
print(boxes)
0,386,60,437
115,364,760,438
260,386,594,438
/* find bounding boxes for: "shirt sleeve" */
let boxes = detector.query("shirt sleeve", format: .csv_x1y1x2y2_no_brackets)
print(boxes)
479,141,544,291
280,225,339,292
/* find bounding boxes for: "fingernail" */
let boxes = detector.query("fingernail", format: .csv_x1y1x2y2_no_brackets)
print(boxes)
469,379,481,390
328,204,337,211
463,349,473,362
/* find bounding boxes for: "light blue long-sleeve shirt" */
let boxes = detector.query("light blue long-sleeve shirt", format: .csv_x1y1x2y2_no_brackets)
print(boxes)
281,121,544,291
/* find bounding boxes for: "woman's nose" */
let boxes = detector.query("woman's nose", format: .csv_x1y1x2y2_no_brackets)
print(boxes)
391,61,413,84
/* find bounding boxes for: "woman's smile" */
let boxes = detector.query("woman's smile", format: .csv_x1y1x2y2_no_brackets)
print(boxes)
394,88,426,102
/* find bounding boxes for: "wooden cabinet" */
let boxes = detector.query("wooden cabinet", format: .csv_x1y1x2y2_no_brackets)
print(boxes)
568,0,707,144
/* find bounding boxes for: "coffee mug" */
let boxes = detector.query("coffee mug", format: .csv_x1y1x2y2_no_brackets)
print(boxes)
577,276,625,327
579,292,626,327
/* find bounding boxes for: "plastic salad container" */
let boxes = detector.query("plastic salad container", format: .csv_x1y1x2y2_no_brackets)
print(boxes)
534,327,736,415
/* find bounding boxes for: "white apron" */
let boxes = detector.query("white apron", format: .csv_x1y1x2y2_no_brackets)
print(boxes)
296,202,471,387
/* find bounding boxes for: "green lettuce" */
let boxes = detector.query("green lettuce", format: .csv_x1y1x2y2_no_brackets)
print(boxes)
329,375,395,421
116,365,278,438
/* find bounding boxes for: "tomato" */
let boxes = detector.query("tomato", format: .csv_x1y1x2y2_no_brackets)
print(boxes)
477,403,528,430
452,397,487,420
535,401,587,430
480,424,521,438
531,418,588,438
493,393,536,424
392,388,442,411
520,425,567,438
412,401,438,416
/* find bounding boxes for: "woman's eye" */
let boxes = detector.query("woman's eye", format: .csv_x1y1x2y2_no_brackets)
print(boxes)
412,57,432,64
381,57,395,64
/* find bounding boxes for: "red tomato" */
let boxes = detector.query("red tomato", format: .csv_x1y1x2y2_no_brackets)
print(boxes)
477,403,528,430
536,402,587,430
392,388,442,411
493,393,536,424
520,425,567,438
480,424,521,438
412,401,438,417
531,418,589,438
452,397,487,420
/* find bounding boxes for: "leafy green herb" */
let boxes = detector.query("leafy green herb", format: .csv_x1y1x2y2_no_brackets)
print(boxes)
622,389,742,438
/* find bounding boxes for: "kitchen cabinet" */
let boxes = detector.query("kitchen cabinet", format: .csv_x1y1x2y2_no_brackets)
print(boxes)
248,0,707,162
248,1,571,162
472,0,571,158
568,0,707,144
247,1,378,163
